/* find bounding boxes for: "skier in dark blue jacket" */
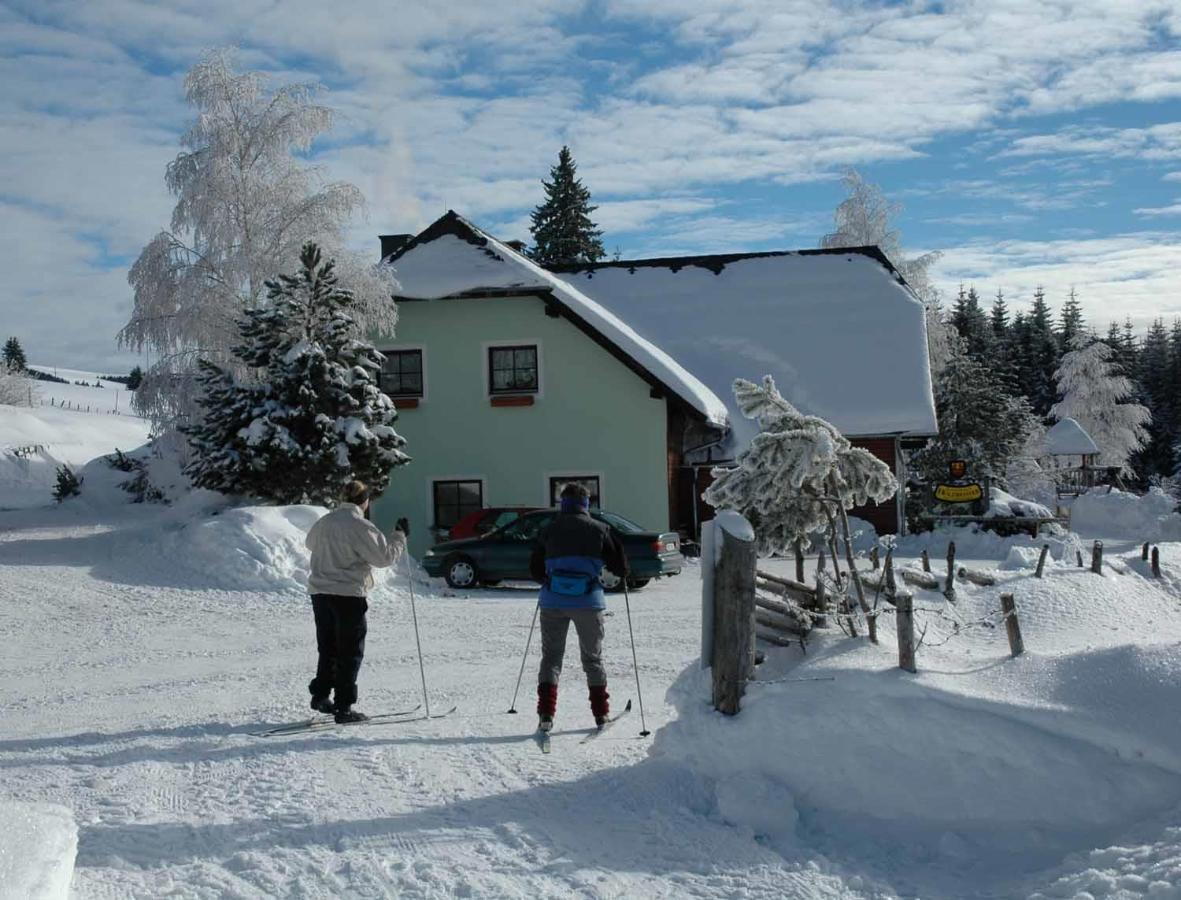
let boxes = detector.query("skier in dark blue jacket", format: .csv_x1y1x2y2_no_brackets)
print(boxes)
529,482,629,731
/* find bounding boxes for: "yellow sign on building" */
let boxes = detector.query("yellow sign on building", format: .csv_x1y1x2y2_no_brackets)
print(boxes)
934,483,984,503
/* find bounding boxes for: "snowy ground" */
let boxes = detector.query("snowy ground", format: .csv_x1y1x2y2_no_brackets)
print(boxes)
3,402,1181,898
0,503,846,898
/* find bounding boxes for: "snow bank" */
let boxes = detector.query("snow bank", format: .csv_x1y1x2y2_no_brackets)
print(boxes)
0,802,77,900
1071,487,1181,542
162,504,326,592
897,523,1082,565
988,486,1053,519
656,540,1181,894
1,403,152,509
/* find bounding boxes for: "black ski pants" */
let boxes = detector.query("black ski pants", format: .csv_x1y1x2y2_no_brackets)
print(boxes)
308,594,368,709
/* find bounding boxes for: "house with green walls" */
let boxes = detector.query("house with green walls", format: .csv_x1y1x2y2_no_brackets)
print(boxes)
369,212,730,557
371,211,938,555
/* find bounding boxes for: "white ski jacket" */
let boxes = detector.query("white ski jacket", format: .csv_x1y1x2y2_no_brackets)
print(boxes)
305,503,406,598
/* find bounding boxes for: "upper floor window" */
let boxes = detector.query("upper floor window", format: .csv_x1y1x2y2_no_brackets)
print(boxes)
489,345,538,394
380,349,424,398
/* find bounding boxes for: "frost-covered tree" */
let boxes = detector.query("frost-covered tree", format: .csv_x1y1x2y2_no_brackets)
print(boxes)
529,146,605,267
184,244,409,504
3,337,26,372
1051,337,1150,474
821,169,953,373
704,376,897,556
125,366,144,391
121,48,396,438
0,363,34,406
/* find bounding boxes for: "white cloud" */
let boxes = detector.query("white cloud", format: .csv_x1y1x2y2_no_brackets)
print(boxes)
4,0,1181,367
934,233,1181,331
1134,200,1181,217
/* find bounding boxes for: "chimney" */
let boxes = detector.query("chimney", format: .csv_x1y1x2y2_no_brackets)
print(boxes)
379,233,414,260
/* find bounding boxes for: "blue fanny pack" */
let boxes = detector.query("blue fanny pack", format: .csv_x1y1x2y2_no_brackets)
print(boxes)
548,570,597,597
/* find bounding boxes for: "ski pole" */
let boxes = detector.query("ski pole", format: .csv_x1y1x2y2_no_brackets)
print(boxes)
404,551,431,718
507,601,540,714
622,580,650,737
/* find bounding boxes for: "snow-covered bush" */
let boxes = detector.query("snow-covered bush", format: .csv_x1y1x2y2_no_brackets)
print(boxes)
704,376,896,555
185,243,409,505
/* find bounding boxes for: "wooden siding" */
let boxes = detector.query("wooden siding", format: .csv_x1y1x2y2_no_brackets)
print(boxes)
849,437,899,534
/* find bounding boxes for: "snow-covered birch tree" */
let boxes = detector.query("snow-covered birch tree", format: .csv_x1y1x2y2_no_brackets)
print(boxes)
120,48,396,438
821,169,953,374
0,364,35,407
704,376,897,556
1051,337,1150,474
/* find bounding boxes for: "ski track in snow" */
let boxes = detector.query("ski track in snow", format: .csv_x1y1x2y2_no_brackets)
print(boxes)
0,510,858,899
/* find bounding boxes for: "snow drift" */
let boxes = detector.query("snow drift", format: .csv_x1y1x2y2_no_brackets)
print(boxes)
161,503,326,592
1071,487,1181,542
0,802,78,900
655,543,1181,896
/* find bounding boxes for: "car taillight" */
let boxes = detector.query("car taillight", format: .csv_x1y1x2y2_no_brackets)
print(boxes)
652,540,663,552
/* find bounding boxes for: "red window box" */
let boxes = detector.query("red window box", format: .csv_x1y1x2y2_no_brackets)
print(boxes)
393,398,419,409
490,395,534,408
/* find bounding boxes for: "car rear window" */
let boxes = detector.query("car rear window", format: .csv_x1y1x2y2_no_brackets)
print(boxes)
593,511,646,534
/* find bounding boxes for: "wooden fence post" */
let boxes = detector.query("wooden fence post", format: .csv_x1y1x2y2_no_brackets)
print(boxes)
1000,593,1024,657
896,592,916,672
1151,546,1161,579
1076,549,1084,568
1142,541,1151,561
945,541,957,600
921,549,931,573
1035,544,1049,579
870,546,880,570
1091,540,1103,575
711,522,758,716
794,539,805,583
813,565,827,628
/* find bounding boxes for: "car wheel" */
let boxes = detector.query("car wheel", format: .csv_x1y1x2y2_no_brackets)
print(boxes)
444,555,479,589
626,578,650,590
599,567,624,593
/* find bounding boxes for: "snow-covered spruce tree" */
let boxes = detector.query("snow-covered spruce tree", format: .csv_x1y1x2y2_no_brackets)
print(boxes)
121,48,396,441
184,243,409,505
1051,336,1150,475
1059,288,1086,350
3,337,26,372
125,366,143,391
911,340,1039,488
820,169,953,374
704,376,897,556
529,146,606,267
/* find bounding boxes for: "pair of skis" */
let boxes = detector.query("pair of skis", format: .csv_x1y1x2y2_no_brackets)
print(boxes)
535,699,633,753
253,703,456,737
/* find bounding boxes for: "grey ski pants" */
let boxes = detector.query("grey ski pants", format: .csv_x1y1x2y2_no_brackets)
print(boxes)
538,607,607,687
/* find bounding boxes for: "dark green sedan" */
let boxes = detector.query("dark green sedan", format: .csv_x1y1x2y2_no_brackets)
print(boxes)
420,508,683,590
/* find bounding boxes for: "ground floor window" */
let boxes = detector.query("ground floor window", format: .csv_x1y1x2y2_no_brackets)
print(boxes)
433,480,483,529
549,475,601,508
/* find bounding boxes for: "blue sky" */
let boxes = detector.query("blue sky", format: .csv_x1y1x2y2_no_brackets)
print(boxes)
3,0,1181,370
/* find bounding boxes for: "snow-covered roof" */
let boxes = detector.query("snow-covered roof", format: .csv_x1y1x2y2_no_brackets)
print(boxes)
1046,418,1100,456
385,212,730,428
556,249,938,448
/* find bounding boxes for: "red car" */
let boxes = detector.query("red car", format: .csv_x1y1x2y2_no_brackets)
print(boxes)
447,507,537,541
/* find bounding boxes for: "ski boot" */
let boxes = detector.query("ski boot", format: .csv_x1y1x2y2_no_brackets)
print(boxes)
334,708,369,724
310,695,335,715
537,683,558,732
538,714,553,733
589,685,610,727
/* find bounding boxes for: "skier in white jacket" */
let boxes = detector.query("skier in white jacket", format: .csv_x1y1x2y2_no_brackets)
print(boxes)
305,480,408,723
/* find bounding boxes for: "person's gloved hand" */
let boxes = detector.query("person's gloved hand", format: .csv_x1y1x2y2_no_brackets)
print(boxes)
395,517,410,537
